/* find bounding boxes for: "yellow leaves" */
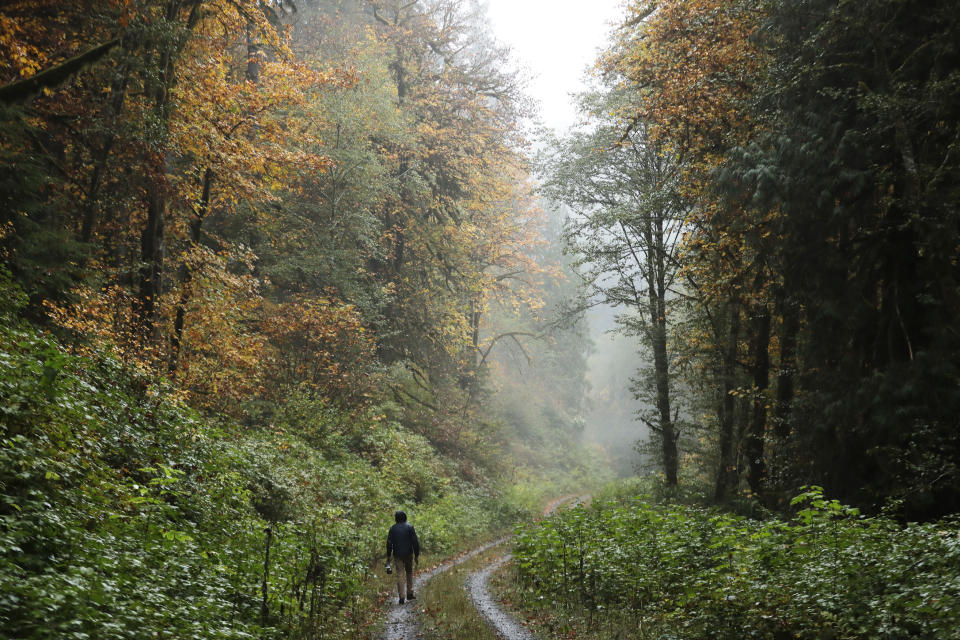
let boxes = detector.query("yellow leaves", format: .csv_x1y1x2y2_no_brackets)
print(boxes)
257,295,378,405
44,283,164,375
0,8,51,81
165,8,342,223
611,0,764,155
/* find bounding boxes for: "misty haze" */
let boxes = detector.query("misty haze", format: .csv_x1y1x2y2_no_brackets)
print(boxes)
3,1,958,640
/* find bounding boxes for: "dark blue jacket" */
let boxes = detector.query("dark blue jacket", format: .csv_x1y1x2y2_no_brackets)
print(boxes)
386,522,420,559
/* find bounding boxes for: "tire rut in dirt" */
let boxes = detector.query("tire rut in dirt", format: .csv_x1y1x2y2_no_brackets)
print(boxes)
465,553,535,640
381,496,588,640
381,536,509,640
465,495,589,639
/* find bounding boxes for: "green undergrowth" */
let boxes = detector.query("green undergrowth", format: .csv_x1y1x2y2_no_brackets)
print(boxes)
501,479,960,640
0,294,573,640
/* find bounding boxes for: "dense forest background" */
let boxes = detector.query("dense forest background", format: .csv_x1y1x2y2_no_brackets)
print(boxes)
1,0,590,466
1,1,604,638
2,0,960,639
543,0,960,520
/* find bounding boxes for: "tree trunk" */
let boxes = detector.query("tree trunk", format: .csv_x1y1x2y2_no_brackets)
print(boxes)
136,8,174,341
774,293,800,439
646,217,677,485
246,23,263,83
80,59,129,246
135,1,203,343
714,300,740,503
169,167,213,372
261,526,272,625
136,183,165,340
80,147,109,244
651,317,678,485
744,299,771,497
0,39,120,104
470,299,481,363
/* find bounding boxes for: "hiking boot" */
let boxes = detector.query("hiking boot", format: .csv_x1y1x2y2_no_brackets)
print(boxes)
407,593,416,600
398,598,404,604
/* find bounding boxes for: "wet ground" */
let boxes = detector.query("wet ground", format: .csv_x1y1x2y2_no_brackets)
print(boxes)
381,495,587,640
381,535,510,640
465,553,533,640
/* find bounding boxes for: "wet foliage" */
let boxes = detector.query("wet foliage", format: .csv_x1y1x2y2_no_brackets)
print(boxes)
0,288,541,640
510,483,960,640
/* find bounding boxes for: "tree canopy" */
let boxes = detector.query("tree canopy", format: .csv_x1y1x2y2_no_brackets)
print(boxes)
562,0,960,517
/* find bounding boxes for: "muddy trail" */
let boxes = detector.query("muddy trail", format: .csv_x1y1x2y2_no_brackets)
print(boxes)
380,495,587,640
466,495,588,640
380,535,510,640
465,555,531,640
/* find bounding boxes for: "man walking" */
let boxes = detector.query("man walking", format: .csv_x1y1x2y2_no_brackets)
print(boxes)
386,510,420,604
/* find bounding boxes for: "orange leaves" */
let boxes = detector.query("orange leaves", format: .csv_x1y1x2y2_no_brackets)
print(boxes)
259,296,378,405
0,12,47,80
169,8,333,214
607,0,771,284
173,270,268,411
44,282,159,370
363,0,549,389
8,0,554,430
607,0,764,158
0,0,116,94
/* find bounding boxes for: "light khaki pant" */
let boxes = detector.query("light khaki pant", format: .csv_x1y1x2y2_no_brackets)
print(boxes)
394,554,414,599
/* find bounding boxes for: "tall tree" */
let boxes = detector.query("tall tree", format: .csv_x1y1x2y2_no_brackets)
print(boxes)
605,0,773,500
724,0,960,515
365,0,542,442
541,86,689,485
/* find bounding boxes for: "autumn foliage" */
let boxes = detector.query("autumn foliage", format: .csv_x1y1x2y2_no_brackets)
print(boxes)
1,0,556,465
585,0,960,517
0,4,599,640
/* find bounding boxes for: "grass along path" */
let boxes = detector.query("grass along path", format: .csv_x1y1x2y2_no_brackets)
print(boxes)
466,555,535,640
464,495,590,640
380,536,510,640
417,546,509,640
379,495,586,640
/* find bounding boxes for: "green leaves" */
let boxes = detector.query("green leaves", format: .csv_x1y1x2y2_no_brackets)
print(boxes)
512,485,960,639
2,309,559,639
790,485,861,524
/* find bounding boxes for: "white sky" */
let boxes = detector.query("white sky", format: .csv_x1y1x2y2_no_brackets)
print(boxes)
483,0,625,134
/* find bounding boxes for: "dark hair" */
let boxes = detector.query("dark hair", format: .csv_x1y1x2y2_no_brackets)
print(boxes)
394,510,407,523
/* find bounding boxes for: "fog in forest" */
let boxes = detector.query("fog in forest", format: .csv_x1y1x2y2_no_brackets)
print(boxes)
582,304,652,477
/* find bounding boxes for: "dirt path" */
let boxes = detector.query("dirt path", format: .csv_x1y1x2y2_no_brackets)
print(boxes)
464,495,588,640
381,535,510,640
465,554,533,640
380,495,584,640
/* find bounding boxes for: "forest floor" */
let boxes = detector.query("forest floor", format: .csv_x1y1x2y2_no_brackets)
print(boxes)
381,495,587,640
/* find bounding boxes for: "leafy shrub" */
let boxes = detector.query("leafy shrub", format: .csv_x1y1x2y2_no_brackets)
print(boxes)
0,303,545,639
512,484,960,640
0,320,269,639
